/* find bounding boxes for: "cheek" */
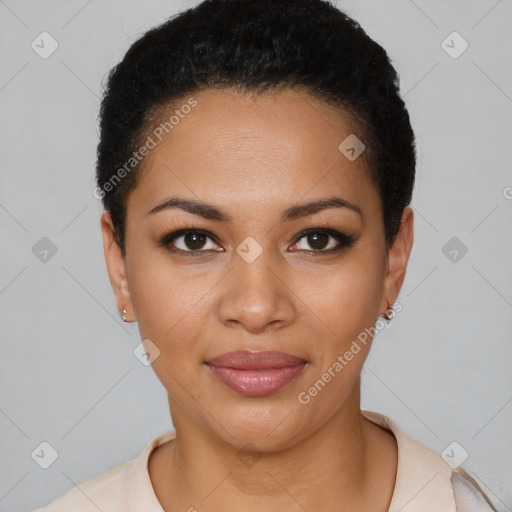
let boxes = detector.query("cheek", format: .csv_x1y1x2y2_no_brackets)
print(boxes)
127,250,212,355
300,254,384,346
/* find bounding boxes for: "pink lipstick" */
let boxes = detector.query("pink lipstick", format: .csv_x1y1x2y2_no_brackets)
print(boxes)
205,350,308,396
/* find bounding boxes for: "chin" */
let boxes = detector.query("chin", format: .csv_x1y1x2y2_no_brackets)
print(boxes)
202,395,314,451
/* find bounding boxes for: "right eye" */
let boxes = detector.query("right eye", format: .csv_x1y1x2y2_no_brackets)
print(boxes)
159,229,223,255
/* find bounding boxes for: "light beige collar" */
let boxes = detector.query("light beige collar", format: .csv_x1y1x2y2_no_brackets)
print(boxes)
125,410,457,512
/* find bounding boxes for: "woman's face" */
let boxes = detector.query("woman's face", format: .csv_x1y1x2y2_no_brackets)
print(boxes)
102,88,413,450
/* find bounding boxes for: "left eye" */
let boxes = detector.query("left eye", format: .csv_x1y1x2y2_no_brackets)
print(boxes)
291,229,355,253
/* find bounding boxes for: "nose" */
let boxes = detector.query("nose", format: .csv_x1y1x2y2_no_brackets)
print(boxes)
216,244,297,335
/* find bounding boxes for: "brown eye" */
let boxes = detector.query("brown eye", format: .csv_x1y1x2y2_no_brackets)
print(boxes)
306,232,329,250
182,232,208,250
291,229,356,253
160,229,222,254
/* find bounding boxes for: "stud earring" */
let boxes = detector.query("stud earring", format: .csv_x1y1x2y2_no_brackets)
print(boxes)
122,308,128,322
380,303,395,323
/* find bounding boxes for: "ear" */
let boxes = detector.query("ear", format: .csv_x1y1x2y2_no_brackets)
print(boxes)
379,206,414,314
100,211,135,322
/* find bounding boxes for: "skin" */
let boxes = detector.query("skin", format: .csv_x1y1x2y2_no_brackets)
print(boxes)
101,88,414,512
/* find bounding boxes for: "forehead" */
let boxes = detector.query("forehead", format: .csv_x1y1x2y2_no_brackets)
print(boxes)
128,88,379,217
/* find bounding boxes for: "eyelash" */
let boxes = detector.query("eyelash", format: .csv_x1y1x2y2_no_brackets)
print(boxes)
158,227,356,257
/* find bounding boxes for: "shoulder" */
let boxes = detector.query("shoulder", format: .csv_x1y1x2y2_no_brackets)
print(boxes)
33,459,132,512
33,429,175,512
361,410,497,512
451,468,497,512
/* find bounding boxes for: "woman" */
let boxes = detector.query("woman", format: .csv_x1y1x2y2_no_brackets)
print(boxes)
35,0,496,510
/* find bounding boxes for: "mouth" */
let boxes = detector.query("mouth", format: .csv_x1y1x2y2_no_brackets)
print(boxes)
204,350,308,397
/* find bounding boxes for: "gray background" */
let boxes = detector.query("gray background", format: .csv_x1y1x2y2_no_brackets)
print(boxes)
0,0,511,510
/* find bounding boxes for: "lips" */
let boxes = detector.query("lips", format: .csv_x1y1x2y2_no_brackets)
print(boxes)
206,350,307,369
205,350,308,396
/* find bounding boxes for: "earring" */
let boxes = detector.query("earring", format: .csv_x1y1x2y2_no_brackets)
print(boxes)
380,303,395,323
122,308,128,322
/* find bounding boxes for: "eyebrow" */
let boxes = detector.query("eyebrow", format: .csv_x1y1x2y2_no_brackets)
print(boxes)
147,196,363,222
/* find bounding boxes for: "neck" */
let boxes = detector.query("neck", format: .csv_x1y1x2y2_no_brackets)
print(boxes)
150,385,397,512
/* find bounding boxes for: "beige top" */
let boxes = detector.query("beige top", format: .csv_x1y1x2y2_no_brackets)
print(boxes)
34,410,496,512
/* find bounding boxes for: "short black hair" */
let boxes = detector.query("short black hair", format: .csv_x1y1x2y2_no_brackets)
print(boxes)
96,0,416,255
